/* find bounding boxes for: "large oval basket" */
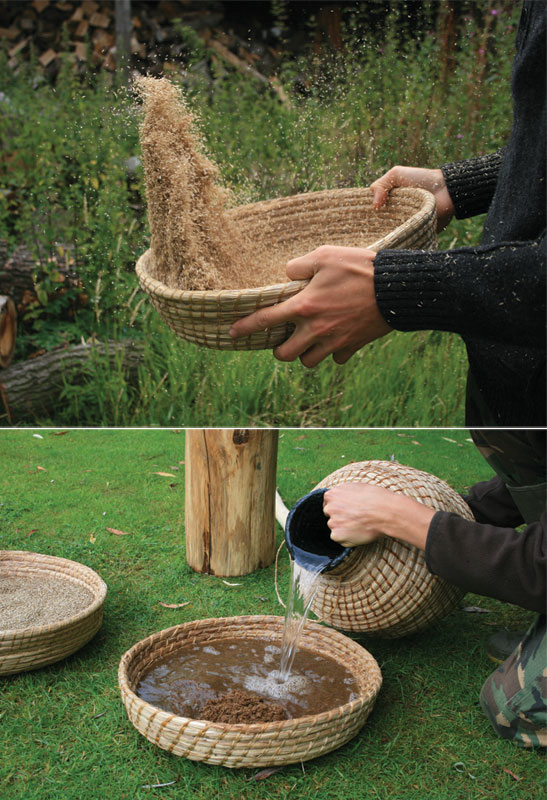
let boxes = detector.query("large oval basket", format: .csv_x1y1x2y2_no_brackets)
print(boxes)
0,550,107,675
118,615,382,768
136,186,436,350
311,461,474,637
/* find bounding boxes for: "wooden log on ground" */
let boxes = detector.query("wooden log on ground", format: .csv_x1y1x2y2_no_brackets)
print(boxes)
0,296,16,369
185,429,279,577
0,244,80,312
0,339,143,423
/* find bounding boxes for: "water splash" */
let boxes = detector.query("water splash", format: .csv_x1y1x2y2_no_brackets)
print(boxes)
279,560,324,680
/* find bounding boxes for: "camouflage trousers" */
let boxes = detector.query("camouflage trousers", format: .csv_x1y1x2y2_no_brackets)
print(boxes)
480,614,547,748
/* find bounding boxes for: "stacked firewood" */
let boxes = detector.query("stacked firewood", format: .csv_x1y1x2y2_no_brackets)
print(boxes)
0,0,287,82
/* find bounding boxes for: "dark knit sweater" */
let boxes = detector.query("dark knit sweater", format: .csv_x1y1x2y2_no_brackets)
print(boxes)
374,1,546,427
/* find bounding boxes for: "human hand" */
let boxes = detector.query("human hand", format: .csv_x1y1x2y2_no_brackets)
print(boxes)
229,245,392,368
323,483,435,550
369,166,455,232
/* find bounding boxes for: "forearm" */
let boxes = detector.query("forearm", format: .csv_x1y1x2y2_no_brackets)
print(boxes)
371,494,435,550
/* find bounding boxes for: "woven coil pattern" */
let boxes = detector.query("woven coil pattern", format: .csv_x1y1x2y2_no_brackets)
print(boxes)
136,186,437,350
118,615,382,768
312,461,475,637
0,550,107,675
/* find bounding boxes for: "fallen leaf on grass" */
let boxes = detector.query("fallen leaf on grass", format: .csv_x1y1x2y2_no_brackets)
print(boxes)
106,527,131,536
158,602,190,609
152,472,177,478
52,431,68,436
246,766,285,781
25,529,38,537
36,466,47,471
89,534,96,543
503,768,522,782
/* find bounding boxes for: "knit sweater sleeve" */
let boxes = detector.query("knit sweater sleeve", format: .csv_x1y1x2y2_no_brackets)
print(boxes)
425,509,546,613
441,149,504,220
373,234,545,345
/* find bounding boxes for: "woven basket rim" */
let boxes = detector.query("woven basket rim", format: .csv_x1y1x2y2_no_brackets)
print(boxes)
136,186,435,301
0,549,107,638
118,614,381,732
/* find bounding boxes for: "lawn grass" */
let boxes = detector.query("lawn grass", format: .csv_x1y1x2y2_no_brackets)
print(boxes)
0,429,543,799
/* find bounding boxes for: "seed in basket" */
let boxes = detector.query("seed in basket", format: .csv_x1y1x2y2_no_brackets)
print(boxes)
134,76,436,351
135,76,268,292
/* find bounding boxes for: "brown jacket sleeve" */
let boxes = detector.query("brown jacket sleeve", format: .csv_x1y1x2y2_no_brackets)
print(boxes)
425,508,546,614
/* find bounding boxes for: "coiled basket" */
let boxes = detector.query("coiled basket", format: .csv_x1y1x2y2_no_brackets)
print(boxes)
308,461,474,637
136,186,436,350
0,550,107,675
118,615,382,768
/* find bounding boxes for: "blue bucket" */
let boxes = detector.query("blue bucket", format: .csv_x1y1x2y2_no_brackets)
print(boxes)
284,488,353,572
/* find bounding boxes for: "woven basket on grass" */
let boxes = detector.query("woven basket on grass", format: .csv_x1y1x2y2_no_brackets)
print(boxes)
310,461,474,638
118,615,382,768
136,186,436,350
0,550,107,675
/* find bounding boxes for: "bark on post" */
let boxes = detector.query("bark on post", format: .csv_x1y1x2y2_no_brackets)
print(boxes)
115,0,132,86
185,429,279,577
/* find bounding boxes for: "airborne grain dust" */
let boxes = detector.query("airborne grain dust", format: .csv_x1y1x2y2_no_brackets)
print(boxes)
135,76,275,291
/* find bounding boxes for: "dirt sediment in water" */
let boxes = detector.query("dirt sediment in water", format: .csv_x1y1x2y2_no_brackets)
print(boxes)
200,689,287,724
135,75,257,291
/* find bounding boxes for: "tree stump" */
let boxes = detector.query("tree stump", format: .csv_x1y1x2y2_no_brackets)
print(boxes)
0,296,16,368
185,429,279,577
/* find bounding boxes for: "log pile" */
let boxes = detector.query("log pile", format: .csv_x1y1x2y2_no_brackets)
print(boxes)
0,0,285,83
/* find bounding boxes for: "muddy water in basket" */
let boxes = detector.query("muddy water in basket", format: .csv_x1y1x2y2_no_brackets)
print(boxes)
136,637,358,720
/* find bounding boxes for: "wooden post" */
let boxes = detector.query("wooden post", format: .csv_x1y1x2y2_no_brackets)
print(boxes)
115,0,132,86
185,429,279,577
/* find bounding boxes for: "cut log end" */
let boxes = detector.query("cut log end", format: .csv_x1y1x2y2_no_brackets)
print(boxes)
0,295,16,369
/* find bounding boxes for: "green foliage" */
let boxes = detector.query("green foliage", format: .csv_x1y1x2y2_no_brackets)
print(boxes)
0,3,522,424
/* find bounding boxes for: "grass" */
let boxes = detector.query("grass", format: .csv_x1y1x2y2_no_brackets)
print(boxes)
0,429,543,799
0,3,521,426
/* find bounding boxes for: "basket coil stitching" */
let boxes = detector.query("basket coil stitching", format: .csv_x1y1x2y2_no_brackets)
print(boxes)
118,615,382,768
310,461,475,637
136,186,437,350
0,550,107,675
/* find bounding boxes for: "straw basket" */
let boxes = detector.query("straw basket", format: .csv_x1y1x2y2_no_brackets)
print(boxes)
0,550,107,675
118,615,382,768
136,186,436,350
310,461,474,638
